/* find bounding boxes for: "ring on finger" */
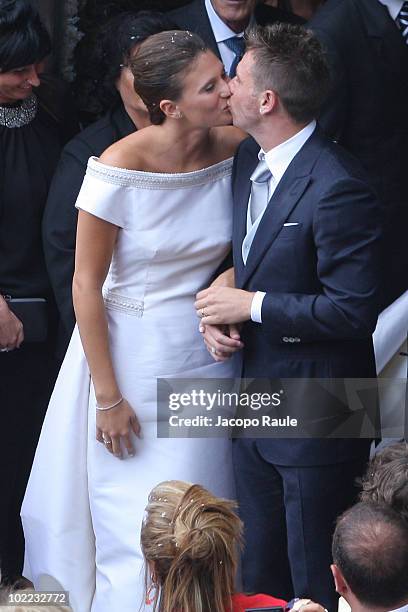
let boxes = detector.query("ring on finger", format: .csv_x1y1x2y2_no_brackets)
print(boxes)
211,346,217,355
201,307,206,318
102,437,112,445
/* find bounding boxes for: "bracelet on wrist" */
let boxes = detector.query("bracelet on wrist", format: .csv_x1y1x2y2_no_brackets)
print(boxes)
96,397,123,411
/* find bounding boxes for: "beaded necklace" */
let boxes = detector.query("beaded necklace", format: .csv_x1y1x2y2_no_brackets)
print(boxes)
0,94,38,128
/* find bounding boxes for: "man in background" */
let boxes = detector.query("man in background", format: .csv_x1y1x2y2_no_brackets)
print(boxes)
169,0,303,76
309,0,408,308
332,503,408,612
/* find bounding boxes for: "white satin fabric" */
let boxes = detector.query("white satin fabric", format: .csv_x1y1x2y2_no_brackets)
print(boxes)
22,157,240,612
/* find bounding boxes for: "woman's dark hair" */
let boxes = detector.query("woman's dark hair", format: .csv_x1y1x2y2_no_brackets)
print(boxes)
130,30,207,125
0,0,51,73
73,11,177,119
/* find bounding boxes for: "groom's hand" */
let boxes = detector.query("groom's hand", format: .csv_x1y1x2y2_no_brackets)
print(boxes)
195,286,255,325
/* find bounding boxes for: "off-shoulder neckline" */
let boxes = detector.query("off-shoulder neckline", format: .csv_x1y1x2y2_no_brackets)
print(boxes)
86,155,233,189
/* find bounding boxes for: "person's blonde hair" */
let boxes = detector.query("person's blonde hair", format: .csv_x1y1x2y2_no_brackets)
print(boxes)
140,480,243,612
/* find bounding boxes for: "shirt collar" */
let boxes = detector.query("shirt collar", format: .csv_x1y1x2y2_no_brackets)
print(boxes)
259,120,316,184
389,605,408,612
205,0,245,42
377,0,405,20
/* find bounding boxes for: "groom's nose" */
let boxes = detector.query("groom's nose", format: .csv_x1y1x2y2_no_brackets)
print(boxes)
229,77,237,94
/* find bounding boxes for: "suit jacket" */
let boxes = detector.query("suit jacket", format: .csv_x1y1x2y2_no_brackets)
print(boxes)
42,103,135,356
169,0,304,57
232,128,381,465
309,0,408,307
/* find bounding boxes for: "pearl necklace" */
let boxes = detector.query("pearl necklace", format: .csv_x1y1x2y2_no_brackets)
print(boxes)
0,94,38,128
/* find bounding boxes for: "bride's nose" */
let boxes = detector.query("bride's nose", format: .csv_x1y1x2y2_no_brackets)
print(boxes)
220,82,231,98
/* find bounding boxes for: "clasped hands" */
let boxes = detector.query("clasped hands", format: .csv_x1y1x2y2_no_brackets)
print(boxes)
194,275,254,361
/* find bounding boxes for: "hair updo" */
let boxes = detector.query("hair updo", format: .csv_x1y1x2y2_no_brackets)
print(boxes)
0,0,51,73
130,30,207,125
141,481,243,612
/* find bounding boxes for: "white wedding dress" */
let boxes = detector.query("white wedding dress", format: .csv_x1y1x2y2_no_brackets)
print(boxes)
22,157,240,612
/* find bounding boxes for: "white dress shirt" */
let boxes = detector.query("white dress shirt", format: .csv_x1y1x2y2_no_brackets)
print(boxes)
378,0,405,20
339,597,408,612
205,0,246,74
248,121,317,323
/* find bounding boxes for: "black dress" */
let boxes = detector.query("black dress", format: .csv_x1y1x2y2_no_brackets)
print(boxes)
0,94,74,581
42,102,135,355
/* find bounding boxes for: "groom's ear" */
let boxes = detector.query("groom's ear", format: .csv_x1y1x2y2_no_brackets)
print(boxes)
160,99,182,120
259,89,278,116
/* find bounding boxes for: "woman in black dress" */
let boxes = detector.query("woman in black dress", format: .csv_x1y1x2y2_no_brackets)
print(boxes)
0,0,76,587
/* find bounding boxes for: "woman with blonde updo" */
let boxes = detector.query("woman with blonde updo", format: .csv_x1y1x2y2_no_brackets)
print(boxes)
141,481,288,612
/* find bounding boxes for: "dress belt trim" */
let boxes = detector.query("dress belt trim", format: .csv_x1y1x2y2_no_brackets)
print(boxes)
103,289,144,316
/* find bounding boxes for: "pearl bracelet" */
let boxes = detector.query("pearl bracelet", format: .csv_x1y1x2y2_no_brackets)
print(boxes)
96,397,123,411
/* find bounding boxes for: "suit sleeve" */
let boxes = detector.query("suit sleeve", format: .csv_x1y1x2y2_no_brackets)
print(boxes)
42,140,91,338
260,177,382,342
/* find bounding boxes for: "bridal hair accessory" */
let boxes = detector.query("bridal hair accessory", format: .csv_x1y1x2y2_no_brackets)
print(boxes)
96,397,123,410
145,582,158,605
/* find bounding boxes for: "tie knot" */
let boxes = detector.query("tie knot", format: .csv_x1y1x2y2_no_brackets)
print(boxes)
250,159,271,184
223,36,246,58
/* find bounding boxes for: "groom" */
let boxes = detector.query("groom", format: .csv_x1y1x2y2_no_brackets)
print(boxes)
195,24,382,611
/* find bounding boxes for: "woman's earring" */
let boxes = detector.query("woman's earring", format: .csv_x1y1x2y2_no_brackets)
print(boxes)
176,111,183,119
146,582,158,605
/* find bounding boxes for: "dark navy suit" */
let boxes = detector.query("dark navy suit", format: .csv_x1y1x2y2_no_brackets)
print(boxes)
309,0,408,307
231,128,382,611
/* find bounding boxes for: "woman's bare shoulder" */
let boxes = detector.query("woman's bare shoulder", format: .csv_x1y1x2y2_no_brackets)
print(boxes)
98,128,154,170
211,126,247,158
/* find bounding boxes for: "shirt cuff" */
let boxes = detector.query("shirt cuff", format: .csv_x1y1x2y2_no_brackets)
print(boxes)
250,291,266,323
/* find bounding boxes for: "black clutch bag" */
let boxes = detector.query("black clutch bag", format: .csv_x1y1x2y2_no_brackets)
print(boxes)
5,297,48,343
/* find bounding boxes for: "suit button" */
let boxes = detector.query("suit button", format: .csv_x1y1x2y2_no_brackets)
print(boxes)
282,337,289,343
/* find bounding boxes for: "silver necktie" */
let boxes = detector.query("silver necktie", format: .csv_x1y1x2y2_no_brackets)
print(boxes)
249,158,271,224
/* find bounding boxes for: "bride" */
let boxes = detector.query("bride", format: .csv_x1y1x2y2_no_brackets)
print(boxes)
22,31,244,612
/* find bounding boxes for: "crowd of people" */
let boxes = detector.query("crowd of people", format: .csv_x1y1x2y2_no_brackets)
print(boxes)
0,0,407,611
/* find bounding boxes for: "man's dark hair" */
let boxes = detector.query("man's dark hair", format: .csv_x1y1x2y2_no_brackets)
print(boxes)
130,30,207,125
359,442,408,523
245,22,330,123
0,0,51,73
332,502,408,608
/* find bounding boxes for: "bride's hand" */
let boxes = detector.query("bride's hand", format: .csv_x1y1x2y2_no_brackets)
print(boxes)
96,399,141,459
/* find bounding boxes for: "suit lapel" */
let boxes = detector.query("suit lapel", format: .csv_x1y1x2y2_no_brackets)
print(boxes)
241,174,311,286
236,129,324,288
355,0,408,78
191,0,221,58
